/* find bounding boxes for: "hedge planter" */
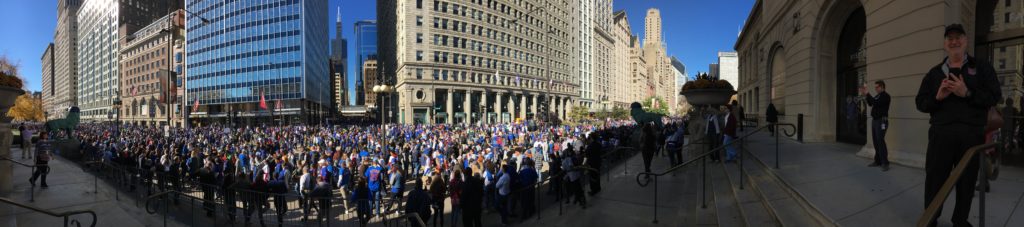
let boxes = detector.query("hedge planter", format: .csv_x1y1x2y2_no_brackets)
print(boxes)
681,89,736,106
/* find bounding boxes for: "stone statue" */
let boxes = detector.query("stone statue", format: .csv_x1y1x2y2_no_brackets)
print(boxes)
45,106,80,138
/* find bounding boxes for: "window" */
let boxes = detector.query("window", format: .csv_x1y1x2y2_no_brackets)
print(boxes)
1000,59,1006,69
1002,47,1007,52
1008,0,1012,7
417,0,422,8
416,51,423,61
417,16,423,26
416,69,423,79
416,33,423,43
1007,12,1012,23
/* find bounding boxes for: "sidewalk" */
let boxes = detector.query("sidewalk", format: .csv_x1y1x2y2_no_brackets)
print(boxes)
742,131,1024,227
0,148,188,227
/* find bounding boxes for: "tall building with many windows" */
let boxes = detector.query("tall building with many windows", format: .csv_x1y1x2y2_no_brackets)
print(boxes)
77,0,171,121
354,20,378,106
332,7,348,109
42,43,55,119
378,0,580,125
52,0,81,119
185,0,329,125
120,10,184,127
610,10,633,108
591,0,614,111
577,0,594,109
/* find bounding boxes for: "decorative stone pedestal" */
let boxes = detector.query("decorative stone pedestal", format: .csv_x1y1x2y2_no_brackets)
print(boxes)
0,123,12,197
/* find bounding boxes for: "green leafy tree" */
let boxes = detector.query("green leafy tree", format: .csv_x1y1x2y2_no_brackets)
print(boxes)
569,105,590,124
641,96,670,116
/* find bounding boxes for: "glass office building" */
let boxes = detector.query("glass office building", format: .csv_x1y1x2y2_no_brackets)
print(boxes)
353,20,376,106
185,0,329,125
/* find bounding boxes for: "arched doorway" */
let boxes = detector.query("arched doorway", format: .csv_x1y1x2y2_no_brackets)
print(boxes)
835,7,867,144
769,45,786,115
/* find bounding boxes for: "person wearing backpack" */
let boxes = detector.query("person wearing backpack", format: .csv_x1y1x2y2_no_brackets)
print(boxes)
29,132,52,188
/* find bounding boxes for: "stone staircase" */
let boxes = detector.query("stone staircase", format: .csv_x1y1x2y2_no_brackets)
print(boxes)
511,140,836,226
678,142,836,227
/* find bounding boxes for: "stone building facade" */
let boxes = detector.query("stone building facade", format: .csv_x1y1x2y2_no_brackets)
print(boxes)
735,0,1012,167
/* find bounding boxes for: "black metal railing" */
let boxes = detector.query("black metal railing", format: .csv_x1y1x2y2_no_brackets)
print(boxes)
634,123,796,224
0,197,97,227
917,142,997,227
1,157,46,202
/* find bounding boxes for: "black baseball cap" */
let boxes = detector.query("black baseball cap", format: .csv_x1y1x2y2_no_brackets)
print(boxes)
944,24,966,37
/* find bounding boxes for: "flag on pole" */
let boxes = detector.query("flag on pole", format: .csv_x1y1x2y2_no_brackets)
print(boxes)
494,70,500,83
275,99,283,110
259,91,268,110
192,96,199,112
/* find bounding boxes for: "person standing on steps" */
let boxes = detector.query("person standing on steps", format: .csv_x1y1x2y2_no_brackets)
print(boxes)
722,105,739,163
28,132,51,188
705,107,722,162
862,80,892,171
766,103,779,136
915,23,1001,227
630,102,664,173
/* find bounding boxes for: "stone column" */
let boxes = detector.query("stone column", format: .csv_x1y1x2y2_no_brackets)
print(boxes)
480,91,489,124
446,89,454,124
463,90,471,125
532,94,538,119
555,97,563,121
495,92,503,123
519,93,527,122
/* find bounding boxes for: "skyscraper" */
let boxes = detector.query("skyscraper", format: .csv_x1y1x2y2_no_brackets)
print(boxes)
354,20,377,106
77,0,171,121
644,8,662,47
717,51,739,90
52,0,81,119
332,7,348,110
590,0,614,111
41,43,55,119
578,0,594,109
185,0,329,125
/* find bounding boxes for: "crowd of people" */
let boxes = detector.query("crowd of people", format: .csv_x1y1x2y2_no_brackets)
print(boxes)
67,120,656,226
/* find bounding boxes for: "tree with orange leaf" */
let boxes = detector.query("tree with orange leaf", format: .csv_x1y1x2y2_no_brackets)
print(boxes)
7,94,43,122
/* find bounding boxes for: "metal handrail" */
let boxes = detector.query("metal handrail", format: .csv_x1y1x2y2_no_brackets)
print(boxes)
399,212,428,227
636,123,797,183
1,156,46,202
916,142,997,227
0,157,46,168
0,197,97,227
636,124,775,183
633,122,797,224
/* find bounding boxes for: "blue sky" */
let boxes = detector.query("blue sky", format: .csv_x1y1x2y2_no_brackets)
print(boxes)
2,0,755,103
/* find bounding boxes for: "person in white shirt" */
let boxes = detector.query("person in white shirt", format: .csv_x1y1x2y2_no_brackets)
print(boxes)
299,167,314,220
495,164,511,225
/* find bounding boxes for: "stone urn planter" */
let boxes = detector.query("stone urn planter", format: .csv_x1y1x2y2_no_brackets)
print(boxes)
0,86,24,123
680,89,736,106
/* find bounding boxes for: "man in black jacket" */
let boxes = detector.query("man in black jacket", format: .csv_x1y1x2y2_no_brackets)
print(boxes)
460,169,484,227
405,179,432,227
862,80,892,171
915,24,1001,227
